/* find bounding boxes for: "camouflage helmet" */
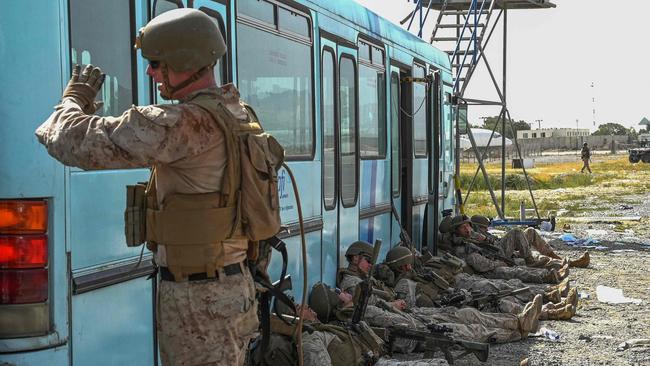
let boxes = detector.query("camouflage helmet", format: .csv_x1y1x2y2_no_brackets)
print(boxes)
439,215,453,234
135,8,226,72
385,246,413,270
345,241,374,260
470,215,491,228
308,282,339,322
450,215,471,230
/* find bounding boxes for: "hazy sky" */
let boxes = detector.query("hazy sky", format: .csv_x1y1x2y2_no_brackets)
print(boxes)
354,0,650,131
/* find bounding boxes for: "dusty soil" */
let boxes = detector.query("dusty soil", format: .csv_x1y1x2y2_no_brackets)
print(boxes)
439,155,650,365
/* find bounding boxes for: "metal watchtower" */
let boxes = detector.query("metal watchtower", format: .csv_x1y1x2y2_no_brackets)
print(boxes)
403,0,556,220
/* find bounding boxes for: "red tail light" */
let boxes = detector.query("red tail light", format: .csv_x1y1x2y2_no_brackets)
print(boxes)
0,269,48,304
0,235,48,269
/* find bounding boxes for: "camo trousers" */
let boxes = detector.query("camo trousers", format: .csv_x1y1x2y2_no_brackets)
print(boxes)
158,267,259,366
410,306,521,343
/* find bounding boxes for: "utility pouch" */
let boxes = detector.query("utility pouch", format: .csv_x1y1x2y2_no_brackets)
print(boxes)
125,183,147,247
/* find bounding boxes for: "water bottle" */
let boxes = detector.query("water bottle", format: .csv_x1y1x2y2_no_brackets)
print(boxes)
578,291,590,300
540,327,560,341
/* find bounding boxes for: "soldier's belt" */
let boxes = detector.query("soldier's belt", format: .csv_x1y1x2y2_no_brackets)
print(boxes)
159,263,242,282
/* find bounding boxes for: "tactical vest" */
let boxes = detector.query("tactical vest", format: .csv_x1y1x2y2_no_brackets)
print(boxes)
125,94,283,281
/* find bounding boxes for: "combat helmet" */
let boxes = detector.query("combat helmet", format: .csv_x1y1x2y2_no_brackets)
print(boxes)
308,282,339,322
450,215,470,230
439,215,453,234
470,215,491,229
136,8,225,72
345,241,374,261
384,246,413,271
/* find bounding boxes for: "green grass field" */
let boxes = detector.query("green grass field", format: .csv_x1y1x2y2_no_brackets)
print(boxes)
459,155,650,218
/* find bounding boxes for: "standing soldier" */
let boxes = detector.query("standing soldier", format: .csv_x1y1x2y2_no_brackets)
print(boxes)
35,9,260,365
581,142,592,173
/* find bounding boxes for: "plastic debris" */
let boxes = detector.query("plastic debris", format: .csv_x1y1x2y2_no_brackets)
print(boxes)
578,291,590,300
596,285,643,305
559,233,602,249
560,233,577,242
540,221,553,232
539,327,560,341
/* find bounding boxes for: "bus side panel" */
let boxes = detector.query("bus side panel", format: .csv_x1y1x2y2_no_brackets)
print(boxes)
69,170,149,269
71,278,154,366
0,346,70,366
0,1,70,356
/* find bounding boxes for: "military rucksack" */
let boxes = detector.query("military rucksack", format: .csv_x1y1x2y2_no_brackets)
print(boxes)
190,96,285,242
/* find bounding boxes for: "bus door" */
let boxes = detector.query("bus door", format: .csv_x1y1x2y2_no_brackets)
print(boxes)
320,38,360,278
441,83,456,212
408,63,430,251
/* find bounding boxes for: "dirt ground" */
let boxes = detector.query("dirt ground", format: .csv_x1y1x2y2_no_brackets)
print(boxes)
433,155,650,365
456,156,650,365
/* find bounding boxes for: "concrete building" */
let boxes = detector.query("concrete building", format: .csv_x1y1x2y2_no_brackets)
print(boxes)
517,128,590,139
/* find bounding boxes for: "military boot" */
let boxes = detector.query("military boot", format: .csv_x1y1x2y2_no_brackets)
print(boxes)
565,287,578,309
540,304,574,320
557,262,570,280
569,251,590,268
517,294,542,336
543,269,561,284
549,277,570,297
544,289,562,304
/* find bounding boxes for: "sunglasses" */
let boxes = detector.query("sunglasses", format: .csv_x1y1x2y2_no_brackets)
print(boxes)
149,60,161,69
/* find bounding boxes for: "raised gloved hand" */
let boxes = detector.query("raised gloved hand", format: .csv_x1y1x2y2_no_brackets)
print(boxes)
62,64,105,114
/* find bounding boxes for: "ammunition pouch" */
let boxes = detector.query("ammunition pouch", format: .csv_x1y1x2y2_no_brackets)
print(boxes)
125,183,147,247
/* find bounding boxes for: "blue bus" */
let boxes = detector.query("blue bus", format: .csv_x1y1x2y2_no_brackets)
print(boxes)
0,0,456,364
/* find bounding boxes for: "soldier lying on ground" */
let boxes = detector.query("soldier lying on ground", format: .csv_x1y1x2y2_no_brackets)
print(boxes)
446,216,570,284
337,241,543,344
384,246,578,322
469,215,590,269
251,282,450,365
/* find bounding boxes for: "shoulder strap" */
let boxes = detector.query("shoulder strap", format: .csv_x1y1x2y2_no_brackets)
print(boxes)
188,97,241,209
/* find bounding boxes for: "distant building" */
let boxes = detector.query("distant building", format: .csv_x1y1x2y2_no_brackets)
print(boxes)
517,128,590,139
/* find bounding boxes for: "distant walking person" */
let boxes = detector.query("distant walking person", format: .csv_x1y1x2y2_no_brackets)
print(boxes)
581,142,592,173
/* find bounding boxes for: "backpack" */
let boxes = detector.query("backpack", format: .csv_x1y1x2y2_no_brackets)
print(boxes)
190,97,285,242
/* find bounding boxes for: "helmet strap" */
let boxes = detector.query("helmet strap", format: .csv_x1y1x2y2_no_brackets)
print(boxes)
160,63,212,100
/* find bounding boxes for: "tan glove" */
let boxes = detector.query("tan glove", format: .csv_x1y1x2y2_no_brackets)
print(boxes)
62,64,105,114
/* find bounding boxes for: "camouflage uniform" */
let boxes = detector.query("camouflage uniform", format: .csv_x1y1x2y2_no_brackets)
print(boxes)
342,270,525,345
36,84,259,365
492,228,563,270
450,234,557,284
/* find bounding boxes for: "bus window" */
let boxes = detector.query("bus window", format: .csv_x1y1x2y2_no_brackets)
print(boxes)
358,64,385,158
153,0,183,17
199,7,228,86
340,56,357,207
322,49,336,210
237,0,274,25
359,41,371,62
371,46,384,66
237,23,313,158
278,7,310,38
70,0,134,117
391,72,400,196
413,64,427,157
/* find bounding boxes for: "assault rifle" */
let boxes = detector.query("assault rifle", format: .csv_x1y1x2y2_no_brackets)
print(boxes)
351,239,383,324
466,242,516,266
387,324,489,365
440,286,530,310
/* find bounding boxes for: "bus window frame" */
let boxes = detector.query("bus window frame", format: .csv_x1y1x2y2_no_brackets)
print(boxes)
197,6,229,85
235,0,316,161
321,46,338,211
68,0,139,113
357,36,386,161
390,70,401,198
338,53,359,208
412,61,429,159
